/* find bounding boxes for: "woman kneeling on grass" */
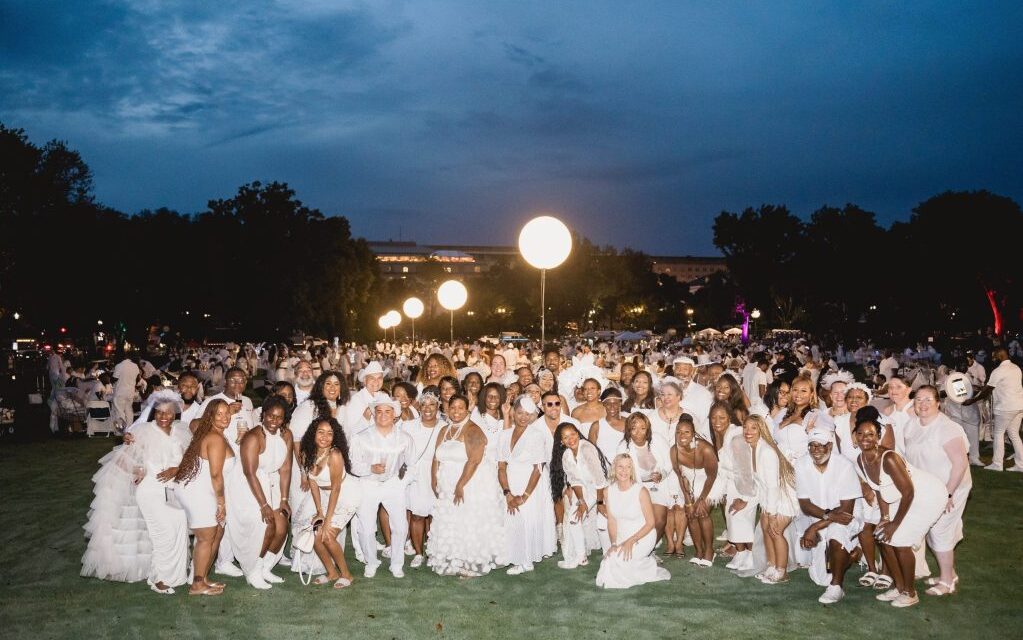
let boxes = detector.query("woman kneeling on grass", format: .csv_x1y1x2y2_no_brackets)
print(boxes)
302,417,361,589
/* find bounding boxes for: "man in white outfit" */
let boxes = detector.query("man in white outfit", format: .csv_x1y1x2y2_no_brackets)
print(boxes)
673,357,712,434
351,399,414,578
966,348,1023,471
795,428,863,604
293,360,316,405
111,354,140,433
343,361,390,440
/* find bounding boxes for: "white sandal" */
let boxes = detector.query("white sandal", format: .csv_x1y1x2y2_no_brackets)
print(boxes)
150,583,175,595
333,577,353,590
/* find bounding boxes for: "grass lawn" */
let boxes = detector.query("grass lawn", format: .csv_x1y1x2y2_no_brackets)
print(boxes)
1,438,1021,640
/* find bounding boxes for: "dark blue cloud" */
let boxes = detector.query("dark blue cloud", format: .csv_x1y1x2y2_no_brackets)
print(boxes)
1,0,1021,254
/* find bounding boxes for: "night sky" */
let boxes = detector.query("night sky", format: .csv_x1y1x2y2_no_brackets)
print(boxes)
2,1,1021,254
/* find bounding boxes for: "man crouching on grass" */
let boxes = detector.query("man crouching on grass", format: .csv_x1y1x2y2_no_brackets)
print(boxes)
795,428,863,604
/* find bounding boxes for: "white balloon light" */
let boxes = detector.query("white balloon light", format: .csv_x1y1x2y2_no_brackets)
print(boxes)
386,310,401,326
402,297,424,319
518,215,572,270
378,315,392,330
437,280,468,311
517,215,573,345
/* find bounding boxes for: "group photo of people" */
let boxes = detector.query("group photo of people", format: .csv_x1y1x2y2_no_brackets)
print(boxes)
75,334,1021,608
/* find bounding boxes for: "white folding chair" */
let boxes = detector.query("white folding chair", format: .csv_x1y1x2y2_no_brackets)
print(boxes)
86,400,115,437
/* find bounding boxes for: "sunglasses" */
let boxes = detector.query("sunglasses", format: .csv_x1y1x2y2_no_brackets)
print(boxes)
545,401,561,407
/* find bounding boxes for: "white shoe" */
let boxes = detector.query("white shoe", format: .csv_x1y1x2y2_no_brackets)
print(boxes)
262,558,284,584
1007,466,1023,473
891,592,919,608
725,556,740,570
390,568,404,579
507,565,531,575
698,557,713,567
278,555,292,567
410,554,424,568
688,557,702,565
382,546,392,559
216,562,244,577
818,585,844,604
405,540,415,556
246,559,271,590
557,560,579,570
984,463,1003,471
364,563,379,578
737,551,754,571
377,541,386,551
716,532,728,541
876,587,901,602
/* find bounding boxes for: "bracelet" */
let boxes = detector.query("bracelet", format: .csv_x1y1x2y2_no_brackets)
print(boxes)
261,503,270,509
281,498,289,502
596,500,605,505
523,491,531,498
502,488,511,496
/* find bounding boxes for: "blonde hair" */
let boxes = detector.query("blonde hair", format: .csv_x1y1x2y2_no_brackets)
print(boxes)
610,453,638,483
744,414,796,489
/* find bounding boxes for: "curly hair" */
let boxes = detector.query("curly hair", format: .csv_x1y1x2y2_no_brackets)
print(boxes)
416,353,456,385
300,416,352,475
310,371,349,421
260,394,291,429
174,399,229,485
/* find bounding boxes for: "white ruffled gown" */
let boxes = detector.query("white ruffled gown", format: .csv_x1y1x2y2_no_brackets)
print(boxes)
427,437,507,576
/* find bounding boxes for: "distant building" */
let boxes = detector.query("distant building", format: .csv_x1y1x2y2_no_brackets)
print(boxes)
650,255,727,284
368,240,726,283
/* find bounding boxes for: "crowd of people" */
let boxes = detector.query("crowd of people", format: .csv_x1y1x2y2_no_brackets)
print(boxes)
78,333,1022,606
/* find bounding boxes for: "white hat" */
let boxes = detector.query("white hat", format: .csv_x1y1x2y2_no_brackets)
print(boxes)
359,361,388,382
673,356,695,366
370,397,402,414
807,427,834,445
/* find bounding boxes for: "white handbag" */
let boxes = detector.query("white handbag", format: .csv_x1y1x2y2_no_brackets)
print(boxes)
292,522,317,585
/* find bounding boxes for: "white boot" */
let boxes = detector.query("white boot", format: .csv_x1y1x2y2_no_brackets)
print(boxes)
246,558,271,590
262,556,284,584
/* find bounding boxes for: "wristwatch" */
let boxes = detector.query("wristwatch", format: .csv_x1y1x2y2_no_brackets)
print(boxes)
596,500,605,505
502,488,511,496
823,508,832,521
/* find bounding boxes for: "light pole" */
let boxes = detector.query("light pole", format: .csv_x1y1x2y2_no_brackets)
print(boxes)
437,280,468,344
518,215,572,346
403,297,424,343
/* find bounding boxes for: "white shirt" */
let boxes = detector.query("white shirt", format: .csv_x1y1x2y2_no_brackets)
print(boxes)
201,392,253,454
795,454,862,510
350,425,415,484
741,364,767,402
966,361,987,387
988,359,1023,413
112,359,140,398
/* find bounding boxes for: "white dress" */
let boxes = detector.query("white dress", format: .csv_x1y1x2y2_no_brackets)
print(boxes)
177,453,237,529
403,417,447,517
81,443,152,583
616,440,673,507
591,419,625,464
132,422,190,588
427,432,507,576
595,483,671,589
226,428,289,576
498,425,557,568
560,439,607,562
717,425,758,543
471,409,504,463
855,450,946,547
903,414,972,552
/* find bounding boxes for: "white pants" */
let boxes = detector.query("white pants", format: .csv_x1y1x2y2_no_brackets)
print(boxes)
357,479,408,572
112,396,134,432
991,410,1023,469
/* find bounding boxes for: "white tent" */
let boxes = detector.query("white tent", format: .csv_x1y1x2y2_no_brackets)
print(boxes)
723,327,743,337
695,327,722,339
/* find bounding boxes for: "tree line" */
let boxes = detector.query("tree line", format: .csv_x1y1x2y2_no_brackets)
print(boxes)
2,122,1019,347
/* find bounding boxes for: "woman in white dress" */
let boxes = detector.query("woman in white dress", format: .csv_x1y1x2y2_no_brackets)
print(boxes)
714,403,758,571
174,399,235,596
773,375,819,464
226,395,293,589
302,417,361,589
405,391,447,568
596,454,671,589
854,408,946,608
471,382,506,462
415,353,456,392
764,380,791,429
622,370,656,413
551,421,608,568
904,385,972,597
737,414,798,584
428,395,506,577
461,371,485,414
616,412,672,544
498,397,557,574
882,375,915,454
118,392,190,594
587,387,626,465
671,415,721,566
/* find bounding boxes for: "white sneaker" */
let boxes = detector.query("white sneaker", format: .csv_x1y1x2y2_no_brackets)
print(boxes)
405,540,415,555
382,546,392,559
377,541,386,551
262,558,284,584
390,567,405,579
364,563,379,578
557,560,579,570
507,565,529,575
245,559,271,590
688,557,702,565
410,554,424,568
876,587,901,602
891,592,919,608
1007,466,1023,473
216,562,244,577
818,585,845,604
984,463,1003,471
698,557,713,567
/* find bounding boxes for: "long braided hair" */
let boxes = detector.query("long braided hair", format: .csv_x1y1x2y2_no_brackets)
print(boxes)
174,399,229,485
549,421,610,502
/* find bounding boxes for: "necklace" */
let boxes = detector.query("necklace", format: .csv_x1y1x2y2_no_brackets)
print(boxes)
444,418,470,442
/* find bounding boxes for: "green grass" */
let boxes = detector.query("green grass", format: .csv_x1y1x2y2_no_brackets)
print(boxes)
1,438,1021,640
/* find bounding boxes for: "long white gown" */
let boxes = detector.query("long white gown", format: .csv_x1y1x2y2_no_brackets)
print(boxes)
595,482,670,589
427,431,507,576
226,427,289,576
561,439,608,562
403,417,447,517
81,444,152,583
498,424,557,569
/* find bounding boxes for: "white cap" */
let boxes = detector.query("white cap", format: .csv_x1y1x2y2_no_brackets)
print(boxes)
807,427,834,445
673,356,696,366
